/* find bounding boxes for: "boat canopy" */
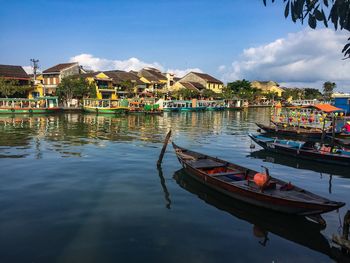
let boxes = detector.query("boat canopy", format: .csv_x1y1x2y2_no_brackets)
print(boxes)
305,104,344,113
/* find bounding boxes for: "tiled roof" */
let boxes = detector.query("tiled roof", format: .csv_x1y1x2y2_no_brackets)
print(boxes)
80,72,101,78
191,72,223,84
43,62,78,73
189,82,206,90
0,64,30,80
138,68,167,82
104,70,144,85
180,82,205,92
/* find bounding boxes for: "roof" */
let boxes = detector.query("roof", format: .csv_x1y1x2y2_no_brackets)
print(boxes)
309,104,344,113
0,64,30,80
138,68,167,82
104,70,144,85
180,82,206,92
191,72,223,84
43,62,78,74
80,72,101,78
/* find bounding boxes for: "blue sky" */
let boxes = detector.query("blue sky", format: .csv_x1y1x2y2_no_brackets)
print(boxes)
0,0,349,90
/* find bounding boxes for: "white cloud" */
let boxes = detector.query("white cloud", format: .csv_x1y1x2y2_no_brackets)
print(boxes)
167,68,202,77
70,53,202,78
23,66,33,74
69,53,164,72
222,29,350,90
217,65,226,72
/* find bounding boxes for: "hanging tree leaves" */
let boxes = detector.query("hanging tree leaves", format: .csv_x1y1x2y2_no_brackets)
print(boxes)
263,0,350,59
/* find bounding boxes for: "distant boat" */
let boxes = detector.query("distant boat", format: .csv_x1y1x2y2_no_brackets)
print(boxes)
173,142,345,215
0,97,61,114
256,122,335,139
249,133,350,166
83,99,129,114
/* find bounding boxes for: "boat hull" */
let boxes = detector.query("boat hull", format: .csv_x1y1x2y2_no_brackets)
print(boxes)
250,134,350,166
173,143,344,216
83,106,129,114
256,123,334,139
0,107,61,114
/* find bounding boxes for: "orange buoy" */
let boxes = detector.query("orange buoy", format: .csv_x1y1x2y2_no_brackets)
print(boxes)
253,173,268,187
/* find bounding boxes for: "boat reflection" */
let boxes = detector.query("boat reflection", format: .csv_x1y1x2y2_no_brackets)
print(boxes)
248,149,350,179
173,169,350,262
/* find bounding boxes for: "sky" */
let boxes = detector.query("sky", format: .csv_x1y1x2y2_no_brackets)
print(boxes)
0,0,349,91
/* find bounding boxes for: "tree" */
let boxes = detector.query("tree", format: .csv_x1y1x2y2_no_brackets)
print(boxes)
263,0,350,59
264,91,279,101
304,88,323,99
118,80,135,97
227,79,252,94
56,76,96,104
201,89,218,99
0,77,31,98
227,79,262,101
172,88,199,99
323,81,336,100
282,87,305,100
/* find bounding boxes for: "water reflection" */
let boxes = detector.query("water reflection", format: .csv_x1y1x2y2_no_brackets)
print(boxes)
173,169,349,262
156,167,171,209
0,111,253,158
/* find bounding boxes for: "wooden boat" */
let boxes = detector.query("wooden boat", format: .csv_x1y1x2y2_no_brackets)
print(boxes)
203,100,226,111
249,134,350,166
83,99,129,114
0,97,61,114
249,149,350,178
256,122,335,139
173,143,345,215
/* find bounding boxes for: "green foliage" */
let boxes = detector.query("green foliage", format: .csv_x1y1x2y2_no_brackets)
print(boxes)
201,89,218,99
172,88,199,99
281,87,305,100
221,87,234,99
56,76,96,102
304,88,323,99
282,87,327,100
227,79,262,101
264,0,350,59
118,80,135,97
323,81,336,100
0,77,31,98
264,91,279,100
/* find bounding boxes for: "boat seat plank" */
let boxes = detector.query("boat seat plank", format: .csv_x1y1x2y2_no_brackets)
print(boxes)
211,171,242,177
188,159,225,169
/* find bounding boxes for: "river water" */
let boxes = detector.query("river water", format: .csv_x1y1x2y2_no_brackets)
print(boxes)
0,109,349,263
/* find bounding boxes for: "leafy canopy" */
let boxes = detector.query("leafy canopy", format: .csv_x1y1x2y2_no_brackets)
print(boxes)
227,79,262,101
0,78,31,98
322,81,336,100
56,76,96,102
263,0,350,59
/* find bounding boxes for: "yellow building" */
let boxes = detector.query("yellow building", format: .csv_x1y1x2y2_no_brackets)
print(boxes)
83,72,117,100
137,68,168,93
175,72,224,93
251,81,284,97
28,75,45,99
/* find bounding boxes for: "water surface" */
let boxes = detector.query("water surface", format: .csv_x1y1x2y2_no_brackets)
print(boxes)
0,109,349,263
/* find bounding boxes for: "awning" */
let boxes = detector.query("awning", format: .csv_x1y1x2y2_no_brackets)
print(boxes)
311,104,344,113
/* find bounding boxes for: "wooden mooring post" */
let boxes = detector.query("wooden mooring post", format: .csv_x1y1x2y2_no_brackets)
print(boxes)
157,130,172,168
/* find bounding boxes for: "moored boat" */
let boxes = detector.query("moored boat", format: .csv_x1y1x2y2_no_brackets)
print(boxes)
256,122,335,139
249,133,350,166
83,99,129,114
203,100,226,111
0,97,61,114
173,142,345,215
